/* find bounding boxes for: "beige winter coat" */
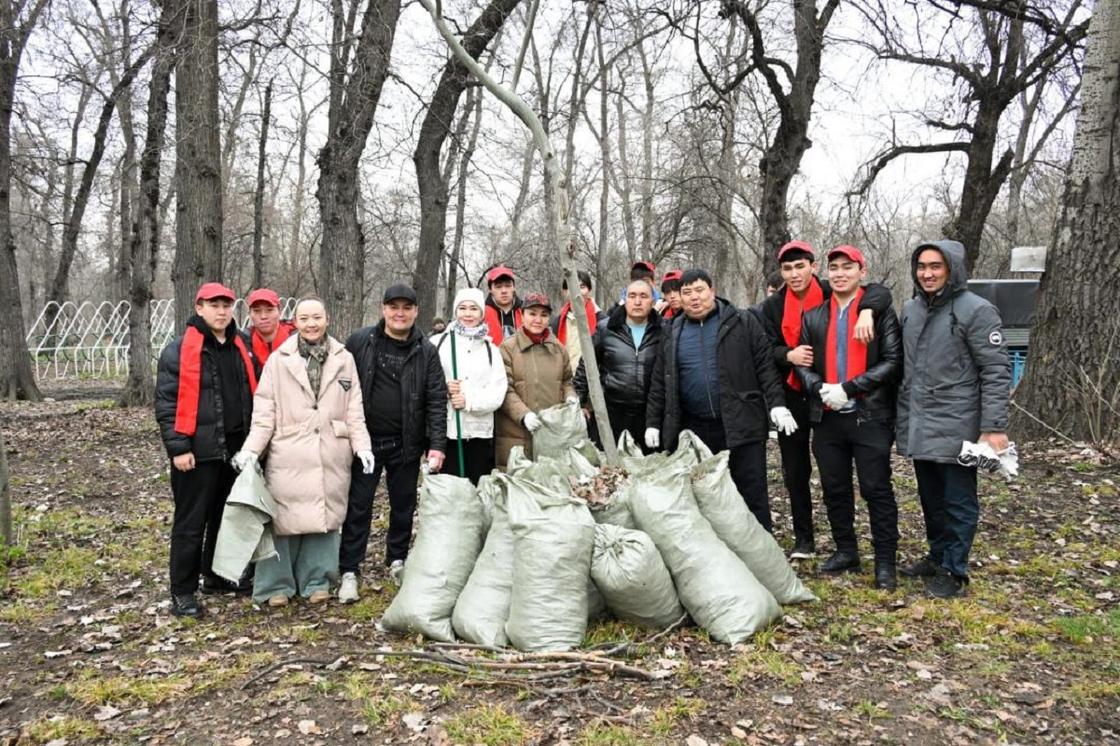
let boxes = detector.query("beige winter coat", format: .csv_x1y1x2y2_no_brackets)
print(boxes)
242,335,371,536
495,329,575,468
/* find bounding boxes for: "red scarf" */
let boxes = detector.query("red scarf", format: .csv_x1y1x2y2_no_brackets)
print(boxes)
174,326,258,436
825,287,868,389
556,298,598,345
780,278,824,390
523,327,551,345
250,321,293,367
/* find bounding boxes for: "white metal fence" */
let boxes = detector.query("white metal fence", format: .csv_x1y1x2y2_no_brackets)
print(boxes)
26,298,296,380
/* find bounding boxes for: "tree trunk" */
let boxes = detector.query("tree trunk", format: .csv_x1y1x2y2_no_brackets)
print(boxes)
120,1,178,408
317,0,402,337
413,0,522,329
0,424,9,546
252,81,272,289
171,0,223,330
0,0,50,402
1013,1,1120,445
444,87,485,315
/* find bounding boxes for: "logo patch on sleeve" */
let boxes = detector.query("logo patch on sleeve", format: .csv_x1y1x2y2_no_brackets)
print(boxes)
988,330,1003,346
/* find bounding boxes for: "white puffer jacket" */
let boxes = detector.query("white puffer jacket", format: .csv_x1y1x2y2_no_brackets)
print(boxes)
430,329,507,440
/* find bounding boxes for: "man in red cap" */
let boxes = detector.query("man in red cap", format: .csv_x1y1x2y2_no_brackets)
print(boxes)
658,269,683,319
759,240,893,561
483,266,522,345
794,246,902,589
155,282,258,617
242,288,295,374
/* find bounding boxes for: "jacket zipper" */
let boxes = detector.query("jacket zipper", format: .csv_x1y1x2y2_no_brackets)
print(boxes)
699,318,716,418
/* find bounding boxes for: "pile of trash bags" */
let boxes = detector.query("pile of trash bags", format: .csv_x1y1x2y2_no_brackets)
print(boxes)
381,401,816,651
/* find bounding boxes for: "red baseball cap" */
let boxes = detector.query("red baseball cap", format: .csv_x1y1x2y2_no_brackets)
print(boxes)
777,240,815,262
195,282,236,302
486,265,515,284
827,245,866,268
521,292,552,311
661,269,683,283
632,260,656,273
246,288,281,308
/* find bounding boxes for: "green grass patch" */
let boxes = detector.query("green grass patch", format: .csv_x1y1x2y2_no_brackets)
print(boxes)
345,593,391,623
577,724,642,745
23,715,102,743
443,704,527,745
1052,609,1120,644
727,648,802,687
649,697,703,736
853,700,891,721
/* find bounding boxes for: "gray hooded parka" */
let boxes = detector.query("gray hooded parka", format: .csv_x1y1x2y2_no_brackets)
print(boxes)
896,240,1011,463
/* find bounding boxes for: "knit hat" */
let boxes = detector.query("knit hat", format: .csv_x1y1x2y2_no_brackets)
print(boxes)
453,287,486,313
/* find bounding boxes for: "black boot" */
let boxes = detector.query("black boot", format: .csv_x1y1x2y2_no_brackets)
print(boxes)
924,570,967,599
171,593,203,618
820,551,861,573
899,556,939,577
874,561,897,590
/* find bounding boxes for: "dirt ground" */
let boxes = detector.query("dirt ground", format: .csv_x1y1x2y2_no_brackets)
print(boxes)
1,384,1118,745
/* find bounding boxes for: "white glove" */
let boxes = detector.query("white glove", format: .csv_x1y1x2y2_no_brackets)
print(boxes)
357,450,375,475
819,383,850,411
230,450,258,472
523,412,542,432
644,428,660,449
565,395,580,406
770,407,798,436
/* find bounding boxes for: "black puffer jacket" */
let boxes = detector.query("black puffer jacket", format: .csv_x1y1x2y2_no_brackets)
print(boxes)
647,298,784,451
346,321,448,461
155,317,255,462
574,305,661,411
794,294,903,424
760,280,894,388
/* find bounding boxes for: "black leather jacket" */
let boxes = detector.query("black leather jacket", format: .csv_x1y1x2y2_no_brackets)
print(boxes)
574,305,661,411
794,295,902,424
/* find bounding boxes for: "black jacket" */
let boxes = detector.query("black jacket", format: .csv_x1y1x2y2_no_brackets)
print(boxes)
760,280,894,390
794,296,903,424
646,298,784,450
155,317,255,462
574,305,661,411
346,321,448,461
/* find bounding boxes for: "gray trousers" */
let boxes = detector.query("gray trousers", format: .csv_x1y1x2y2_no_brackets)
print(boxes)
253,532,340,603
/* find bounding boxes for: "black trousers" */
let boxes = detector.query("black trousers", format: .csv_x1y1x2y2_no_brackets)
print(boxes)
168,445,241,595
913,460,979,578
777,391,815,545
683,416,773,532
811,412,898,562
339,435,422,573
445,437,495,485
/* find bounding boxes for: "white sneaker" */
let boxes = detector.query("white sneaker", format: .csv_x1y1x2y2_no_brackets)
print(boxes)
389,560,405,585
338,572,360,604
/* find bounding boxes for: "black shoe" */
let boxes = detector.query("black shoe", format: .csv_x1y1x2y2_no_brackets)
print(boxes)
874,562,897,590
924,570,967,599
899,556,939,577
170,593,203,618
789,540,816,560
200,575,249,596
820,551,861,573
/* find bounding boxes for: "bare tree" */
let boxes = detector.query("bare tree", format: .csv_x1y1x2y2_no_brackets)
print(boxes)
1014,0,1120,444
120,0,181,407
412,0,522,329
252,79,272,288
849,0,1088,269
0,423,9,546
171,0,223,329
317,0,402,336
0,0,50,401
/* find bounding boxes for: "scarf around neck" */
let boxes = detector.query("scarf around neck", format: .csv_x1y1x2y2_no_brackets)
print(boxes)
298,336,330,398
780,277,824,391
825,287,868,390
452,321,490,341
523,327,551,345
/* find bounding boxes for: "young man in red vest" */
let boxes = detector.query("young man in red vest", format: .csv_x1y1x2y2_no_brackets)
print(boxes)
483,266,522,345
155,283,258,617
242,288,294,374
551,269,606,374
760,241,892,560
794,246,902,589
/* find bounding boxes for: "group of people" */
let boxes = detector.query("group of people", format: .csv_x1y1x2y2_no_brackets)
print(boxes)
155,239,1009,618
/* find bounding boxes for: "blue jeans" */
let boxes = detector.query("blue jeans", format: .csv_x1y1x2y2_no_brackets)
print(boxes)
912,460,978,578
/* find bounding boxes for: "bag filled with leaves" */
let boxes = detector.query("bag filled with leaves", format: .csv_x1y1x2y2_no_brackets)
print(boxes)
452,481,514,647
591,523,685,628
532,400,589,460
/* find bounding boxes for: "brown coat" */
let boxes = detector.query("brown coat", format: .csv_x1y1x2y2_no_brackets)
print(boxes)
242,335,371,536
495,329,576,468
